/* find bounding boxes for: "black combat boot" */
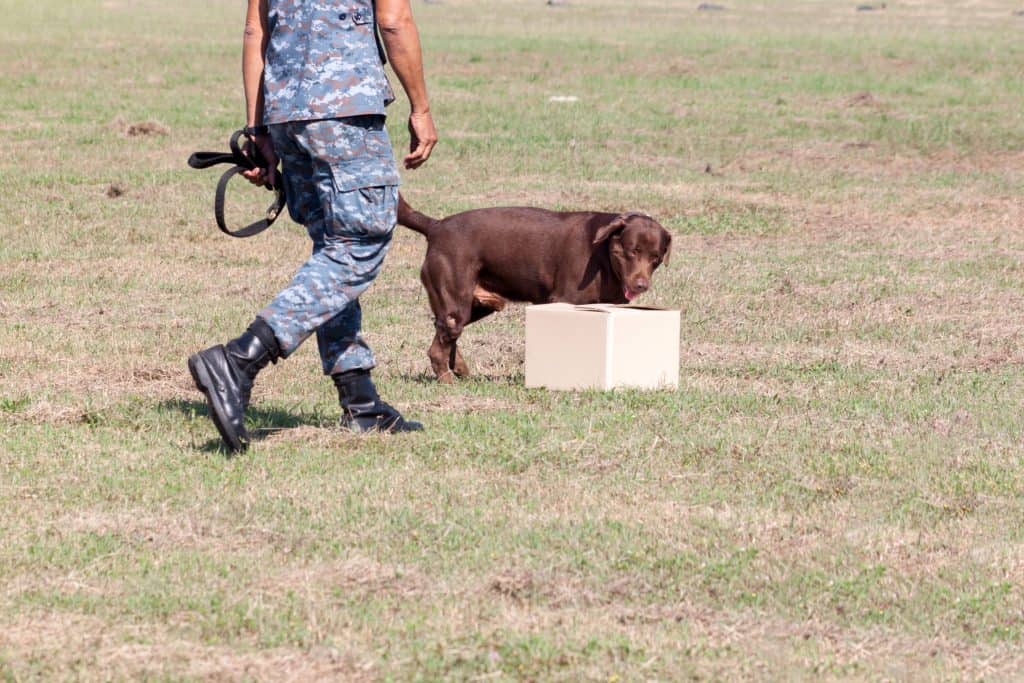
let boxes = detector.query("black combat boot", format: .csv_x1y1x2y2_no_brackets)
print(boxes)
333,369,423,433
188,318,281,452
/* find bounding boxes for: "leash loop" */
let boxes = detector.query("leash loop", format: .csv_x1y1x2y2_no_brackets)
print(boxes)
188,129,286,238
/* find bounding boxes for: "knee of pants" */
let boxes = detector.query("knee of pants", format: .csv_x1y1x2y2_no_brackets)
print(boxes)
318,300,363,335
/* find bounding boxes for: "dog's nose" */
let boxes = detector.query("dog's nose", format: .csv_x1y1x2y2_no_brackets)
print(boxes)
633,278,649,293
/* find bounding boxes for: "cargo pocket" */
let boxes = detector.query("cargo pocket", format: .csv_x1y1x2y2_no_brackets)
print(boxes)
324,180,398,242
354,185,398,240
319,118,399,242
328,154,399,193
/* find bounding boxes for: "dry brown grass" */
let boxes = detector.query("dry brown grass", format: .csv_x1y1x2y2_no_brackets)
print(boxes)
4,0,1024,679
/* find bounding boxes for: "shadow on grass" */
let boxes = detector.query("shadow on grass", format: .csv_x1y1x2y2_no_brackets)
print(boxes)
394,371,439,385
159,398,318,455
394,371,525,386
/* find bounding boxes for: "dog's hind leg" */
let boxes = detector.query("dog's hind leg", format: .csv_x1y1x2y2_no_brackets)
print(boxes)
428,330,455,383
450,344,469,378
451,288,508,377
421,258,464,382
447,306,485,378
430,307,470,383
421,255,480,382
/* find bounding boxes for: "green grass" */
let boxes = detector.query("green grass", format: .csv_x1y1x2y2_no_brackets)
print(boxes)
3,0,1024,679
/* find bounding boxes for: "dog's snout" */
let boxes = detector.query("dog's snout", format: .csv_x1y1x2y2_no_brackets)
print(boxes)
633,278,650,293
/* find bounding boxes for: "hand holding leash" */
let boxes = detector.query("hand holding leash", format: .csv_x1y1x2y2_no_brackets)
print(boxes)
187,129,286,238
242,132,279,189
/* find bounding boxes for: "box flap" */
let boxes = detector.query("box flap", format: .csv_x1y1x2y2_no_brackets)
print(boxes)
614,303,675,311
528,303,678,314
573,303,676,313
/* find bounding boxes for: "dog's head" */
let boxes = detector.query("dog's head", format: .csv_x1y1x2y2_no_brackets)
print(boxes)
593,212,672,301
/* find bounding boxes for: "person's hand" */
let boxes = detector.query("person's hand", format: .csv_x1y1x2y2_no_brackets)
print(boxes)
242,134,279,189
404,111,437,169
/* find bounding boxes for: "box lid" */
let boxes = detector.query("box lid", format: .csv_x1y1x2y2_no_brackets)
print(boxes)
536,303,678,314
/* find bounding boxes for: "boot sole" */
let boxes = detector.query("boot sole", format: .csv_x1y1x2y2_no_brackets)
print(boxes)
188,353,246,453
340,416,424,433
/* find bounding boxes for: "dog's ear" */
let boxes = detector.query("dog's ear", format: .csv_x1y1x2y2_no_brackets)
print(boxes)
661,230,672,265
593,214,630,244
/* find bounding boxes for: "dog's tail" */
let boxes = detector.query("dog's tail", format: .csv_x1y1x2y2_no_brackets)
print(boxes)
397,193,439,237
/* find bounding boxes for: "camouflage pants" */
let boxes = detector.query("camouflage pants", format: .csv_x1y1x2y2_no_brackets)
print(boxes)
258,116,400,376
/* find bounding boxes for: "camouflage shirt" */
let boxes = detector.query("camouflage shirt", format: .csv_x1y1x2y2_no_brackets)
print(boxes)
263,0,395,125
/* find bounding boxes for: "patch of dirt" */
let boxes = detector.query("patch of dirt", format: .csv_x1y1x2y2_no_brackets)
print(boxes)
486,568,647,609
611,603,1024,679
2,358,199,421
257,425,340,448
409,393,523,414
105,183,127,198
0,613,108,653
0,612,375,681
489,569,538,602
727,144,1024,199
847,90,880,108
14,400,91,425
54,509,293,555
130,366,178,383
124,121,169,137
267,556,426,598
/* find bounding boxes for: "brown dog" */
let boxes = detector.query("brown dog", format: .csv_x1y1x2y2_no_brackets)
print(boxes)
397,194,672,382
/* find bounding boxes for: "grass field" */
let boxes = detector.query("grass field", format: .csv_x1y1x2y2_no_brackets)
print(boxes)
3,0,1024,678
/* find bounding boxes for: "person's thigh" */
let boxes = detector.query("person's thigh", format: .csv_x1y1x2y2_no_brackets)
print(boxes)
258,117,400,355
270,124,325,237
288,116,400,256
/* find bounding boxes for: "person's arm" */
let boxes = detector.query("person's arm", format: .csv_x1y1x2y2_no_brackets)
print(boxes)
241,0,277,186
375,0,438,169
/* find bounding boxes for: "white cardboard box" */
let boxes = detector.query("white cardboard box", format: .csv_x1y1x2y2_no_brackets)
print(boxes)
524,303,680,391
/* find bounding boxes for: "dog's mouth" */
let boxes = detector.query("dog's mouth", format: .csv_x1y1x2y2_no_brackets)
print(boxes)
623,286,639,302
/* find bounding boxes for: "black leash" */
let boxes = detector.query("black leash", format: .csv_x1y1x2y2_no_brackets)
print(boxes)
188,130,286,238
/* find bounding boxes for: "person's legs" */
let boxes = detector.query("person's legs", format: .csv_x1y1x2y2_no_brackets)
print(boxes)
190,117,420,450
259,118,398,359
271,117,419,433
